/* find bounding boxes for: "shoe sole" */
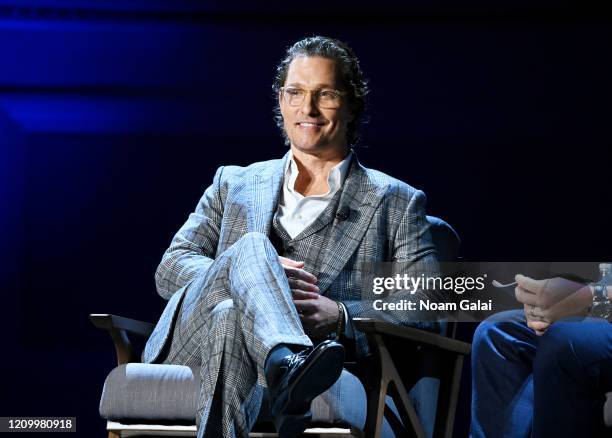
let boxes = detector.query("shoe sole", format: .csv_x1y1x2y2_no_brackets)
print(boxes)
274,343,345,437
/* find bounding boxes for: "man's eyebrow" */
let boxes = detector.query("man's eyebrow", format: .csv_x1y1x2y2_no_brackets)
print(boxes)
285,82,337,88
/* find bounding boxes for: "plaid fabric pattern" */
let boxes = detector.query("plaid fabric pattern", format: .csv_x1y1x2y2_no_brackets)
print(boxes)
142,151,441,436
160,232,311,437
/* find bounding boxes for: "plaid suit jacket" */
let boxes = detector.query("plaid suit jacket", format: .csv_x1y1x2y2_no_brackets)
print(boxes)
143,152,441,363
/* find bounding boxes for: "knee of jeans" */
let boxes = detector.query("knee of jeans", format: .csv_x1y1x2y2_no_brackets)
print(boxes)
533,323,576,374
472,320,497,358
472,318,520,362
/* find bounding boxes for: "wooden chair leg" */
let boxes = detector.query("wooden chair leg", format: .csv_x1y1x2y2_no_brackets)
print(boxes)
433,354,464,438
365,372,389,437
365,334,427,438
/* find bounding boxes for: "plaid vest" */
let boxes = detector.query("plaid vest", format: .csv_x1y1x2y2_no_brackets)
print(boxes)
268,188,344,297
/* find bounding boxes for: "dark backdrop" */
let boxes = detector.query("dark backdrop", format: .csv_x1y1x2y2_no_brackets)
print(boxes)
1,1,610,436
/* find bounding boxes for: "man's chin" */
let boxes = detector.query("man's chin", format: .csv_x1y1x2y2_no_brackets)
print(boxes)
290,141,325,153
290,140,345,155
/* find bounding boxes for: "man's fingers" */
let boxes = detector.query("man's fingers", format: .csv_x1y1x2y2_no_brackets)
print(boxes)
515,286,538,306
288,278,319,293
527,319,549,329
294,299,318,314
527,320,550,334
524,304,551,323
515,274,546,294
279,256,304,268
291,289,319,300
284,266,318,284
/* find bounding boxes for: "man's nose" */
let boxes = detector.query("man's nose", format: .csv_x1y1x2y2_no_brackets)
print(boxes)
300,91,320,116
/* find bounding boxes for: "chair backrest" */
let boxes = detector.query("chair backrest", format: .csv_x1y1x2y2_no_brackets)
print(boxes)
426,215,461,339
426,215,460,262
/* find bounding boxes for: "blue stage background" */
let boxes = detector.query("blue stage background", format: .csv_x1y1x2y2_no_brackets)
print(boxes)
1,1,610,436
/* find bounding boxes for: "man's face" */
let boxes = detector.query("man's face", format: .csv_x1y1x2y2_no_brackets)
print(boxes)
280,56,353,154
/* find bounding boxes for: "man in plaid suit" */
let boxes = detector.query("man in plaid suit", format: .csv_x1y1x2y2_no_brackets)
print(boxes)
142,36,442,437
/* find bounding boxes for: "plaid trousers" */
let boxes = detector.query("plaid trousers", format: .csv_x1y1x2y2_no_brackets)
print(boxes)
161,232,313,437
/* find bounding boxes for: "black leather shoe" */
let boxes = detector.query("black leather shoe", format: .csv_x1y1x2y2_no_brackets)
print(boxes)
268,340,345,437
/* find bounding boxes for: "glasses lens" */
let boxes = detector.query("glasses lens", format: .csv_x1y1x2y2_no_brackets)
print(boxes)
318,90,340,109
283,88,304,106
282,88,342,108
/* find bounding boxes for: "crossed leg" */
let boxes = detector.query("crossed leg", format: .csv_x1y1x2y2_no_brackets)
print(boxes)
161,232,313,437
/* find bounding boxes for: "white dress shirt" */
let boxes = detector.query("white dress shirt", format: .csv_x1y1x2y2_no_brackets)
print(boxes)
275,150,355,338
276,150,353,239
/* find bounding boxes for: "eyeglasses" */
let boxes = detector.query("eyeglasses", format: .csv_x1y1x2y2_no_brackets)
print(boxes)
280,87,346,109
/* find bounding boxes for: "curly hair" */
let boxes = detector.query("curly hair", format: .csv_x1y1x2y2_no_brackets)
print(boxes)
272,36,370,147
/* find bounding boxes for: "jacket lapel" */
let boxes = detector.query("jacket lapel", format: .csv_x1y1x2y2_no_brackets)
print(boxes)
245,151,388,294
247,153,288,235
317,158,389,294
289,189,342,241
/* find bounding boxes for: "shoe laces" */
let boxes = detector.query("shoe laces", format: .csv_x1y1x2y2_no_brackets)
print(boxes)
284,347,311,368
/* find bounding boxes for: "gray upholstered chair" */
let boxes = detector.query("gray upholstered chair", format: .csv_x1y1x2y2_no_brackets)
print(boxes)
92,216,471,438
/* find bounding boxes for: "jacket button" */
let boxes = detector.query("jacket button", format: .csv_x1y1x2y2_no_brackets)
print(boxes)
286,245,295,254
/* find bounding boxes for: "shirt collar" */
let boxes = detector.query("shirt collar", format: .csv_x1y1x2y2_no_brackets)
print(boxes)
284,149,353,196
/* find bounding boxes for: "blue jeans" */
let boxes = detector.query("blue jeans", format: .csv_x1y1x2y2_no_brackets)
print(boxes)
471,310,612,438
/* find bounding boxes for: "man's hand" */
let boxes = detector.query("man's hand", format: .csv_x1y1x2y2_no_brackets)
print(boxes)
515,275,583,309
521,303,550,336
515,274,592,335
293,294,340,338
278,256,320,295
278,256,339,338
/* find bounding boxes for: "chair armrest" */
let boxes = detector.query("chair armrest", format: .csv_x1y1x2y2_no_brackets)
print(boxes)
90,314,155,337
90,314,155,366
352,318,471,355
